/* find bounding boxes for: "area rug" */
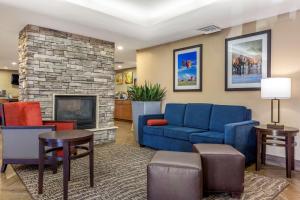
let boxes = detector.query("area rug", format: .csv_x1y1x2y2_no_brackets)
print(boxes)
14,144,289,200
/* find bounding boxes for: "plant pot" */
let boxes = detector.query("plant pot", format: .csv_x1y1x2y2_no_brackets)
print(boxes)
131,101,161,142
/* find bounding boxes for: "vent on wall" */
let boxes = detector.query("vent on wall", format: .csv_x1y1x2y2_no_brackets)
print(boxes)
197,25,221,34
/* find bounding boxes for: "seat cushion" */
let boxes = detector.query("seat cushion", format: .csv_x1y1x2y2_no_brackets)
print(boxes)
209,105,247,132
43,121,75,131
144,126,165,136
184,103,213,129
190,131,224,144
164,103,186,126
164,126,206,141
144,125,175,136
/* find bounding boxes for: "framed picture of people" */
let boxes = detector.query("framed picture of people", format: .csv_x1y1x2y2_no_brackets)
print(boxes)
173,44,203,92
225,30,271,91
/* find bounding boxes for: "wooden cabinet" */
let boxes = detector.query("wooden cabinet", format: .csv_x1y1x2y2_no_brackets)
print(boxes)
114,100,132,121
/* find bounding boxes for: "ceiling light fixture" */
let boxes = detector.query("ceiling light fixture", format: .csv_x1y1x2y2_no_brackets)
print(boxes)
117,46,124,50
11,62,17,65
118,65,122,69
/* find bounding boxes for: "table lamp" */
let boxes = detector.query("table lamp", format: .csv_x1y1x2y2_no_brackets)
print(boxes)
261,77,291,129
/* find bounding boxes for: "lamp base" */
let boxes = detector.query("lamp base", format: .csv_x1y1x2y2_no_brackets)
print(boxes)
267,123,284,129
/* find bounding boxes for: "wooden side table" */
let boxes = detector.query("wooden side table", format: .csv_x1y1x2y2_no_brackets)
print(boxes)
255,125,298,178
38,130,94,200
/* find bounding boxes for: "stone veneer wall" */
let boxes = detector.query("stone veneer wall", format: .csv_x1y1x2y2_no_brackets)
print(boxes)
18,25,116,144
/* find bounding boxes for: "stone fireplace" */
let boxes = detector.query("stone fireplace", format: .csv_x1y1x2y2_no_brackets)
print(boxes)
18,25,116,144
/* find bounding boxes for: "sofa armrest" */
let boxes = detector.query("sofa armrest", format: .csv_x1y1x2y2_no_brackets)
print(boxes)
1,126,55,159
43,120,77,130
224,120,259,165
138,114,164,145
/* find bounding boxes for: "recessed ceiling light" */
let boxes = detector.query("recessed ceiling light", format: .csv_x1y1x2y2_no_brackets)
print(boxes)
118,65,122,68
117,46,124,50
11,62,17,65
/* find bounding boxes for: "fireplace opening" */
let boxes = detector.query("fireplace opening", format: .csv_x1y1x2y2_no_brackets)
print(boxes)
54,95,97,129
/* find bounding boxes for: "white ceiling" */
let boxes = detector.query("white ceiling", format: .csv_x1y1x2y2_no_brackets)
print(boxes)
65,0,219,26
0,0,299,71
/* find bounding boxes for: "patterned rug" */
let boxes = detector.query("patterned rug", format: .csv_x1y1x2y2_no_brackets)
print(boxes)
13,144,289,200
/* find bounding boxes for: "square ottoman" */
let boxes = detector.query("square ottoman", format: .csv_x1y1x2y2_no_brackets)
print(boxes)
193,144,245,198
147,151,203,200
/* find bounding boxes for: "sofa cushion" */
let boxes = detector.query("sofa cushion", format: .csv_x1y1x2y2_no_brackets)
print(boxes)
144,125,175,136
164,126,206,141
184,103,213,129
147,119,168,126
190,131,224,144
164,104,186,126
209,105,247,132
144,126,164,136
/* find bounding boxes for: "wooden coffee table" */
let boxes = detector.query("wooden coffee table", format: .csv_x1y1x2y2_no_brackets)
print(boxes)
38,130,94,200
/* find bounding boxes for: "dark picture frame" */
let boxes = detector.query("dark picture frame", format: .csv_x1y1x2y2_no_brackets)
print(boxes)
225,30,271,91
173,44,203,92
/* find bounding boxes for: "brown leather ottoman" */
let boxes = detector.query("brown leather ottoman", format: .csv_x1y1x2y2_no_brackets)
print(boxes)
147,151,203,200
193,144,245,198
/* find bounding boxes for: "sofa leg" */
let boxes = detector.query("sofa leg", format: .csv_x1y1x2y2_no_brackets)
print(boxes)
139,144,145,148
1,164,8,173
231,192,242,198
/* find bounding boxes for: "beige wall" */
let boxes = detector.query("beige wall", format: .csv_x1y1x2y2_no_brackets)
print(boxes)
137,11,300,160
115,68,136,93
0,70,19,97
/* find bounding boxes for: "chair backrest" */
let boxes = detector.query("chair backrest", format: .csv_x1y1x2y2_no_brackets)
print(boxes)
2,102,43,126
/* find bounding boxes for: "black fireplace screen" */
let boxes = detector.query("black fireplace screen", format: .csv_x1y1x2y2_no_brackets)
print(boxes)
55,95,97,129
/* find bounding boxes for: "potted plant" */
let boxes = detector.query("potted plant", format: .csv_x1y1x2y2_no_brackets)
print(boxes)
128,82,167,142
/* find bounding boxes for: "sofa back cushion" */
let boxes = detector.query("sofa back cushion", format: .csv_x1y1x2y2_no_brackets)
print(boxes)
164,103,186,126
184,103,213,129
209,105,247,132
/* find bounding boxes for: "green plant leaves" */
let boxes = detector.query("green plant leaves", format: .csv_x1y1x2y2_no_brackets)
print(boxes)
127,81,167,101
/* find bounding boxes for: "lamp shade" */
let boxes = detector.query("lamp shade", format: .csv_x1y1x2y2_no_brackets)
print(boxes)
261,78,291,99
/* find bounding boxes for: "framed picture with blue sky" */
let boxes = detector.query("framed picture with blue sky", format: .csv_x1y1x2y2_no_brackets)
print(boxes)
173,44,203,92
225,30,271,91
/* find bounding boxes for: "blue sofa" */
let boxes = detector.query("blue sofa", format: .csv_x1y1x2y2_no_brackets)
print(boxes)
138,103,259,164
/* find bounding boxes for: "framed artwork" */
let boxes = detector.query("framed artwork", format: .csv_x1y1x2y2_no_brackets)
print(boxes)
124,71,133,84
173,44,203,92
225,30,271,91
115,73,123,85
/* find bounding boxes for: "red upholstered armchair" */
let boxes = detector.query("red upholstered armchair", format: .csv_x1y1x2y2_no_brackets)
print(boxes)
0,102,76,173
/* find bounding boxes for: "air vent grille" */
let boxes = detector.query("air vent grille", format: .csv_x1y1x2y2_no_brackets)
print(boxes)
114,61,124,65
197,25,221,34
